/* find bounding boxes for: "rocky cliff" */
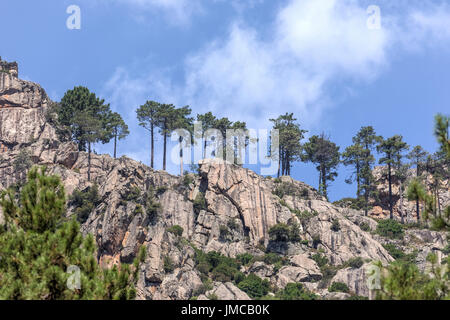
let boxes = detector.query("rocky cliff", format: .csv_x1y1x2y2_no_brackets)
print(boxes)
0,58,447,300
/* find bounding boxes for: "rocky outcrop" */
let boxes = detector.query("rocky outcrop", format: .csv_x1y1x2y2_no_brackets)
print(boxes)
198,282,251,300
0,58,56,148
369,166,449,223
4,58,447,301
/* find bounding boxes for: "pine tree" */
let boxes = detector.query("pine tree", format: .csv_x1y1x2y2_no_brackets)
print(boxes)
342,144,365,199
59,87,113,152
136,101,161,168
407,146,429,220
173,106,193,176
270,113,307,177
353,126,381,216
108,112,129,159
407,178,427,222
302,133,340,199
196,112,218,158
377,135,409,220
0,167,145,300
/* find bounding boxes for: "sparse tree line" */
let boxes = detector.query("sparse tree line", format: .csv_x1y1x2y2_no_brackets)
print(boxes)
48,87,448,228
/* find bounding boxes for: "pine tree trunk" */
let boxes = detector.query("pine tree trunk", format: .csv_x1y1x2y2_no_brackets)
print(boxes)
356,163,360,198
277,147,281,178
151,123,154,169
88,142,91,182
399,181,404,224
388,162,393,220
180,136,183,176
163,130,167,171
416,199,420,222
114,134,117,159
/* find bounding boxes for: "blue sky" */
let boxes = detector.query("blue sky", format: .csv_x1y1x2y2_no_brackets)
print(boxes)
1,0,449,201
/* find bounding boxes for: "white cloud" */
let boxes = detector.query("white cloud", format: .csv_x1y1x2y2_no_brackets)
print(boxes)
103,0,450,131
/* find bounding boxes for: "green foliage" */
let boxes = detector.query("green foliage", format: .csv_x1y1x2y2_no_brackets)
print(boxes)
207,293,219,300
69,185,101,224
330,219,340,232
193,192,207,214
59,86,113,152
123,186,141,202
193,249,242,284
13,149,33,179
108,112,129,158
302,133,340,199
359,222,371,232
167,225,184,237
268,223,300,243
219,225,231,241
155,186,168,196
237,273,270,299
343,257,364,269
329,282,350,293
0,167,144,300
163,256,174,273
273,182,304,199
376,219,404,239
270,113,307,177
375,255,449,300
276,283,318,300
377,135,410,219
144,187,161,221
333,197,365,210
382,244,417,264
182,174,194,187
311,253,329,268
236,253,254,266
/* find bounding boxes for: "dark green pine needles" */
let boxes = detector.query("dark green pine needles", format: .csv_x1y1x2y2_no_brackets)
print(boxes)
0,167,145,300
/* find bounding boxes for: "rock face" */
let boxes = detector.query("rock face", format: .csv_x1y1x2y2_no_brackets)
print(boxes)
0,58,447,300
0,57,56,148
369,166,449,223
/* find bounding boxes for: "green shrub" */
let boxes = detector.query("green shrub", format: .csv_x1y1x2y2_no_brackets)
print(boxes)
219,225,231,240
277,283,318,300
359,222,371,232
207,293,219,300
227,218,240,231
123,186,141,202
182,174,194,187
273,182,301,199
443,244,450,255
312,234,321,248
193,192,207,214
167,225,184,237
331,219,340,232
344,257,364,269
263,253,284,265
69,185,101,224
268,223,301,243
329,282,350,293
382,244,417,264
237,274,270,299
376,219,404,239
156,186,168,196
163,256,174,273
236,253,254,266
311,253,328,268
145,187,161,220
